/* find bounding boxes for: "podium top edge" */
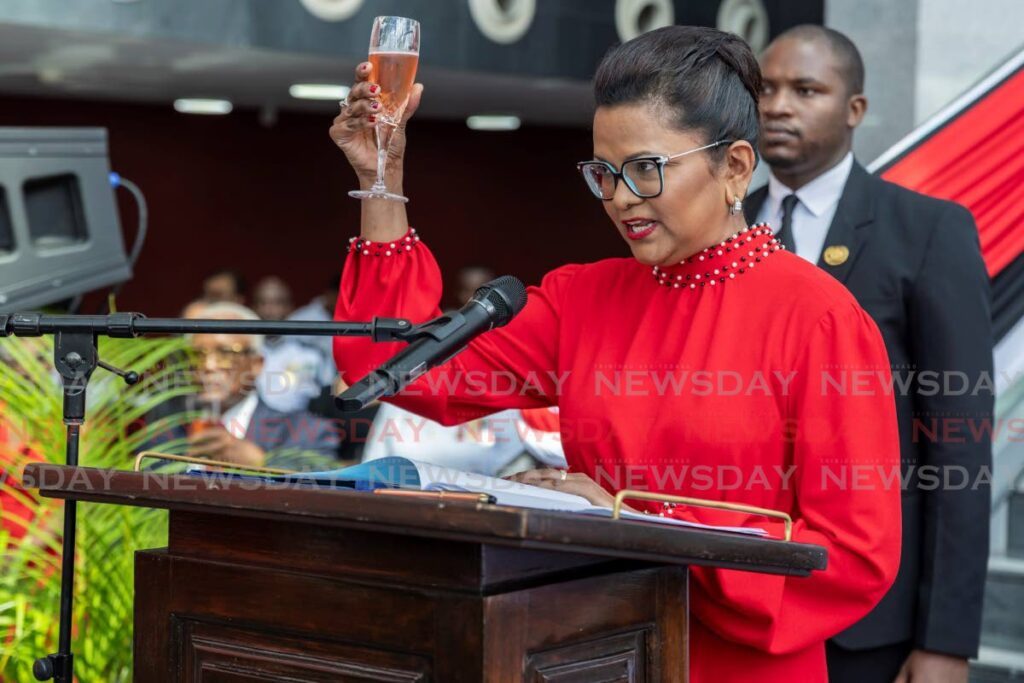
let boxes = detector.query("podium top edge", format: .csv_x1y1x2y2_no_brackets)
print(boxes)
23,464,827,577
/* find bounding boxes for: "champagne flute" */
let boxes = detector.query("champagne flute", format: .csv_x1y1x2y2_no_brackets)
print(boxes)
349,16,420,203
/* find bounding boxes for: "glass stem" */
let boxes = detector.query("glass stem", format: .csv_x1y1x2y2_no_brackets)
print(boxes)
373,120,395,192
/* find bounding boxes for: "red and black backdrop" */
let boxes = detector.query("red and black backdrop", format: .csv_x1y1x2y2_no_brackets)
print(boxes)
874,51,1024,342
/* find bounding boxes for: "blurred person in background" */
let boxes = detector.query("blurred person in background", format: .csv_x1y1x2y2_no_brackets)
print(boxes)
746,25,992,683
451,265,496,311
180,298,211,319
252,276,322,413
289,275,380,462
252,276,294,322
201,268,247,305
148,301,339,470
290,273,339,326
288,272,343,387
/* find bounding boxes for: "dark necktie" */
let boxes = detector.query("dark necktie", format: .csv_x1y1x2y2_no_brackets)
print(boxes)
778,194,799,253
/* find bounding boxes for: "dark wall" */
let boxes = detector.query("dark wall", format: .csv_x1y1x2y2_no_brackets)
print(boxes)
676,0,824,31
0,96,615,316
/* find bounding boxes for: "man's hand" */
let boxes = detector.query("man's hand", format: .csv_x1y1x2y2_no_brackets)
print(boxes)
187,426,266,468
893,650,969,683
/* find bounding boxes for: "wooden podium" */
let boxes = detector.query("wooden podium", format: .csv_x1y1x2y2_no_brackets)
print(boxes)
26,465,826,682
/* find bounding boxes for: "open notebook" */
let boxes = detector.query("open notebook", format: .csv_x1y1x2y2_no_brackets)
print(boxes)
253,456,767,537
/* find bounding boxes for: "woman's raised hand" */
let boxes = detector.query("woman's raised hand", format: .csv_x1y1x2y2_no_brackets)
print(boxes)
329,61,424,188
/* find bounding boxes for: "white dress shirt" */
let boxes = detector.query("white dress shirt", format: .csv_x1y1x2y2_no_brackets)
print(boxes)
220,392,259,440
362,403,567,475
756,152,854,264
257,337,323,413
287,298,339,386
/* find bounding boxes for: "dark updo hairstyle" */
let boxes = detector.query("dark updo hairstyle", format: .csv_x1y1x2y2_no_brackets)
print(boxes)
594,26,762,162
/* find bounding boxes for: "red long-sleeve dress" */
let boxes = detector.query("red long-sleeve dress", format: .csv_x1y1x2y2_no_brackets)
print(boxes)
333,225,901,682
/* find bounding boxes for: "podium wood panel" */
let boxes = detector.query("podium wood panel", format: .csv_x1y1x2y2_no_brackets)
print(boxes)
134,511,687,682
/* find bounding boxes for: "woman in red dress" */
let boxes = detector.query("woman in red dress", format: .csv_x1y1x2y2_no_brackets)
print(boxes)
329,26,901,683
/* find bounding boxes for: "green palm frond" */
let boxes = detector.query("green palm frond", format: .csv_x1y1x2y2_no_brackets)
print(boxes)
0,335,188,681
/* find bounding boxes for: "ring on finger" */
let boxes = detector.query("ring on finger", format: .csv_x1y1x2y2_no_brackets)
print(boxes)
338,97,351,110
560,470,568,482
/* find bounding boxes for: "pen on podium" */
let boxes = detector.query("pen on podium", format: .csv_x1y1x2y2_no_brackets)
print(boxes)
373,489,497,505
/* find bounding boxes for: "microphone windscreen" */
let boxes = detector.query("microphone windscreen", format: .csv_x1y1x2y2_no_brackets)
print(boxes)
475,276,527,327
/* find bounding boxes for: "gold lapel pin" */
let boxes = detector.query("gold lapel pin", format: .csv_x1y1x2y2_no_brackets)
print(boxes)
824,245,850,267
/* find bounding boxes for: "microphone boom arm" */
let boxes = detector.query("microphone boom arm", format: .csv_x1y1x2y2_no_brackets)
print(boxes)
0,312,418,342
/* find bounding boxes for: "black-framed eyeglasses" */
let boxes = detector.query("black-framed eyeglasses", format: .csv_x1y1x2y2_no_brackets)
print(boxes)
576,140,733,200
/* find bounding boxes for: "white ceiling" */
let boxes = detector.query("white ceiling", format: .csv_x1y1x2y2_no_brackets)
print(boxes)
0,22,595,126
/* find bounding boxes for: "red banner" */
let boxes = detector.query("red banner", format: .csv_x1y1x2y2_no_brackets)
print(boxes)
881,67,1024,277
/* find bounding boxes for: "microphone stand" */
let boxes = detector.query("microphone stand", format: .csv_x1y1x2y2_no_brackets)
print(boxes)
0,311,422,683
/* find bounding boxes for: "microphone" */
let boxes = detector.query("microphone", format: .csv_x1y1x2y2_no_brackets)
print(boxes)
336,275,528,412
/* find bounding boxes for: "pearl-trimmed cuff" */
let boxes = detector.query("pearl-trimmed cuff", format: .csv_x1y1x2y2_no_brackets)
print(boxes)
346,228,421,257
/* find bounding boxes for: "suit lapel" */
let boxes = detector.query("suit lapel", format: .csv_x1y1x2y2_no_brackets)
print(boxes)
245,399,268,443
745,165,874,284
815,161,875,284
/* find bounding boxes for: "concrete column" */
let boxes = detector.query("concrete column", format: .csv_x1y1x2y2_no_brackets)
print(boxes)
915,0,1024,123
825,0,919,164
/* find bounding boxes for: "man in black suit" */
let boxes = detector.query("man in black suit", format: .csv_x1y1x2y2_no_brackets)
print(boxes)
745,25,993,683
